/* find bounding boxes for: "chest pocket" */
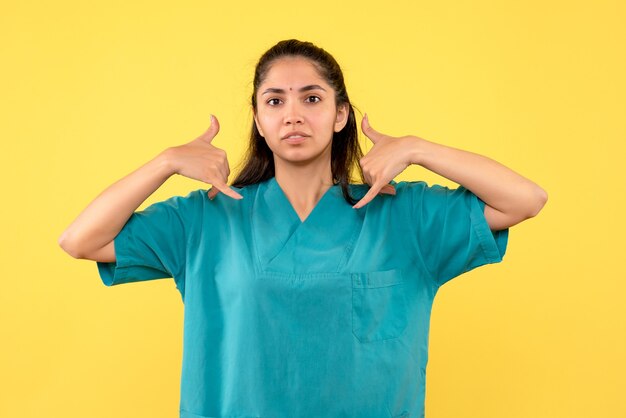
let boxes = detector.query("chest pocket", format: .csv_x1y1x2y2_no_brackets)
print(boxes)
351,268,408,343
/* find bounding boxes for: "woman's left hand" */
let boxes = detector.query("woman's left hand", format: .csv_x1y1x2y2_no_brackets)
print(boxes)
353,114,419,209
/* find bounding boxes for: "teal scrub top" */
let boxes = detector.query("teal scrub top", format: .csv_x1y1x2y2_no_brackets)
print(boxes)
97,176,508,418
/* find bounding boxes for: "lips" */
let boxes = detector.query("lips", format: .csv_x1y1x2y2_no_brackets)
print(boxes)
282,131,310,139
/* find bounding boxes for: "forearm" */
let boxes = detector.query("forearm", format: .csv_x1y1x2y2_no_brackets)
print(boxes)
409,137,548,218
58,149,176,258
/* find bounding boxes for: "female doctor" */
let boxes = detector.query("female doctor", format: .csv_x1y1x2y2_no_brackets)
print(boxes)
59,39,547,418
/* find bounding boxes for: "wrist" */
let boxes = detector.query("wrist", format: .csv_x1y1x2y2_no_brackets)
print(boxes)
408,136,429,166
155,148,179,177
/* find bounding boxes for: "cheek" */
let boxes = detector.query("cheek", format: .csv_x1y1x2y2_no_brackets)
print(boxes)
319,114,339,135
256,116,273,137
259,114,279,127
307,111,331,126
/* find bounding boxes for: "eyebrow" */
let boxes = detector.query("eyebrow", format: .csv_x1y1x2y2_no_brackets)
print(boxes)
261,84,327,95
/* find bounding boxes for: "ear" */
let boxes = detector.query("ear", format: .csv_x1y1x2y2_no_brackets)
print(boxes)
334,103,349,133
253,111,265,137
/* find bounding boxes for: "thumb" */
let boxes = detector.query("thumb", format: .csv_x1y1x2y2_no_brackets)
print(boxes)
361,113,382,144
199,114,220,143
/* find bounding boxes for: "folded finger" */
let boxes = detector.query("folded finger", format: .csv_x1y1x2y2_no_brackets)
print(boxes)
378,184,396,195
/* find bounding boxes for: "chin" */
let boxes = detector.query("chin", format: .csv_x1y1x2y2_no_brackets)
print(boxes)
269,139,332,164
276,150,326,165
279,154,317,165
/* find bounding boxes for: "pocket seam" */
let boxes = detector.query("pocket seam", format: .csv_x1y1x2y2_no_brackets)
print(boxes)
352,268,406,288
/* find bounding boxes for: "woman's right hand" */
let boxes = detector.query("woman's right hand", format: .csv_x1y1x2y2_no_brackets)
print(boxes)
167,115,243,201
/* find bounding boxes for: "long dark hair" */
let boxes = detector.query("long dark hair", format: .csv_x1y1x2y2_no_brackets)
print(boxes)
231,39,365,205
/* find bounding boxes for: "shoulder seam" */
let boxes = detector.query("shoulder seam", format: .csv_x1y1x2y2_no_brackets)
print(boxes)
405,181,440,289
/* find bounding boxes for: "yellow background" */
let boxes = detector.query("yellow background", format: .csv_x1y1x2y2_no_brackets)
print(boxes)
1,0,624,417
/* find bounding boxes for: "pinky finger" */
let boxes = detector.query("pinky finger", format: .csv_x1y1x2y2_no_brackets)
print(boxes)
352,187,378,209
211,181,244,200
222,187,244,200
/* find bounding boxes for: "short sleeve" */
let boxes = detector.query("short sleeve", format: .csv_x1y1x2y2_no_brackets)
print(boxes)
96,189,204,295
406,181,509,287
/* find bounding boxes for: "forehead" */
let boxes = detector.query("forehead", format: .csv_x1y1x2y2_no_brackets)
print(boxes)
260,57,327,89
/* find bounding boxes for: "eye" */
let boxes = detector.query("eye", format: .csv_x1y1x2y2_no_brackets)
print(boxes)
266,96,321,106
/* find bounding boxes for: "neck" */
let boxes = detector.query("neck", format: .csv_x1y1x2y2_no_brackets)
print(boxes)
273,155,334,213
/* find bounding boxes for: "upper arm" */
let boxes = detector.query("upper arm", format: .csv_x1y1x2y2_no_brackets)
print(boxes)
80,240,116,263
94,190,206,290
483,185,548,231
405,181,509,286
483,203,527,231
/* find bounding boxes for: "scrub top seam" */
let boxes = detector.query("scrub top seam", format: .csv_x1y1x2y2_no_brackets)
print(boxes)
250,185,265,277
335,201,365,273
470,194,506,263
405,181,440,288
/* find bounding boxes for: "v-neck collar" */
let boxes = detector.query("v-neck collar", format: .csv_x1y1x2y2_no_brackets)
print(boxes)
251,176,365,274
268,176,340,225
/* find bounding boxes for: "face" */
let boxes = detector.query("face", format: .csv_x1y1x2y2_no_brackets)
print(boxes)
253,56,349,165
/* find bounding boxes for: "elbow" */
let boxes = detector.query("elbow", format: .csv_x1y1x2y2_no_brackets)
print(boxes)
58,231,83,259
527,186,548,218
494,186,548,229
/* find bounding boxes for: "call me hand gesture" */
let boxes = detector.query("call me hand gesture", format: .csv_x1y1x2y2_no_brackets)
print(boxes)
168,115,243,201
352,114,424,209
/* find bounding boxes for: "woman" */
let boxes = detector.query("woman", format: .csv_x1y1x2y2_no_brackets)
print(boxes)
59,39,547,418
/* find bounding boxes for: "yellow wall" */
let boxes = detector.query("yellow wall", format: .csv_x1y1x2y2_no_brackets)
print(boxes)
1,0,624,417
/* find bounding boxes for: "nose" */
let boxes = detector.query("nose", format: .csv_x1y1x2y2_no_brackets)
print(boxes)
283,100,304,125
